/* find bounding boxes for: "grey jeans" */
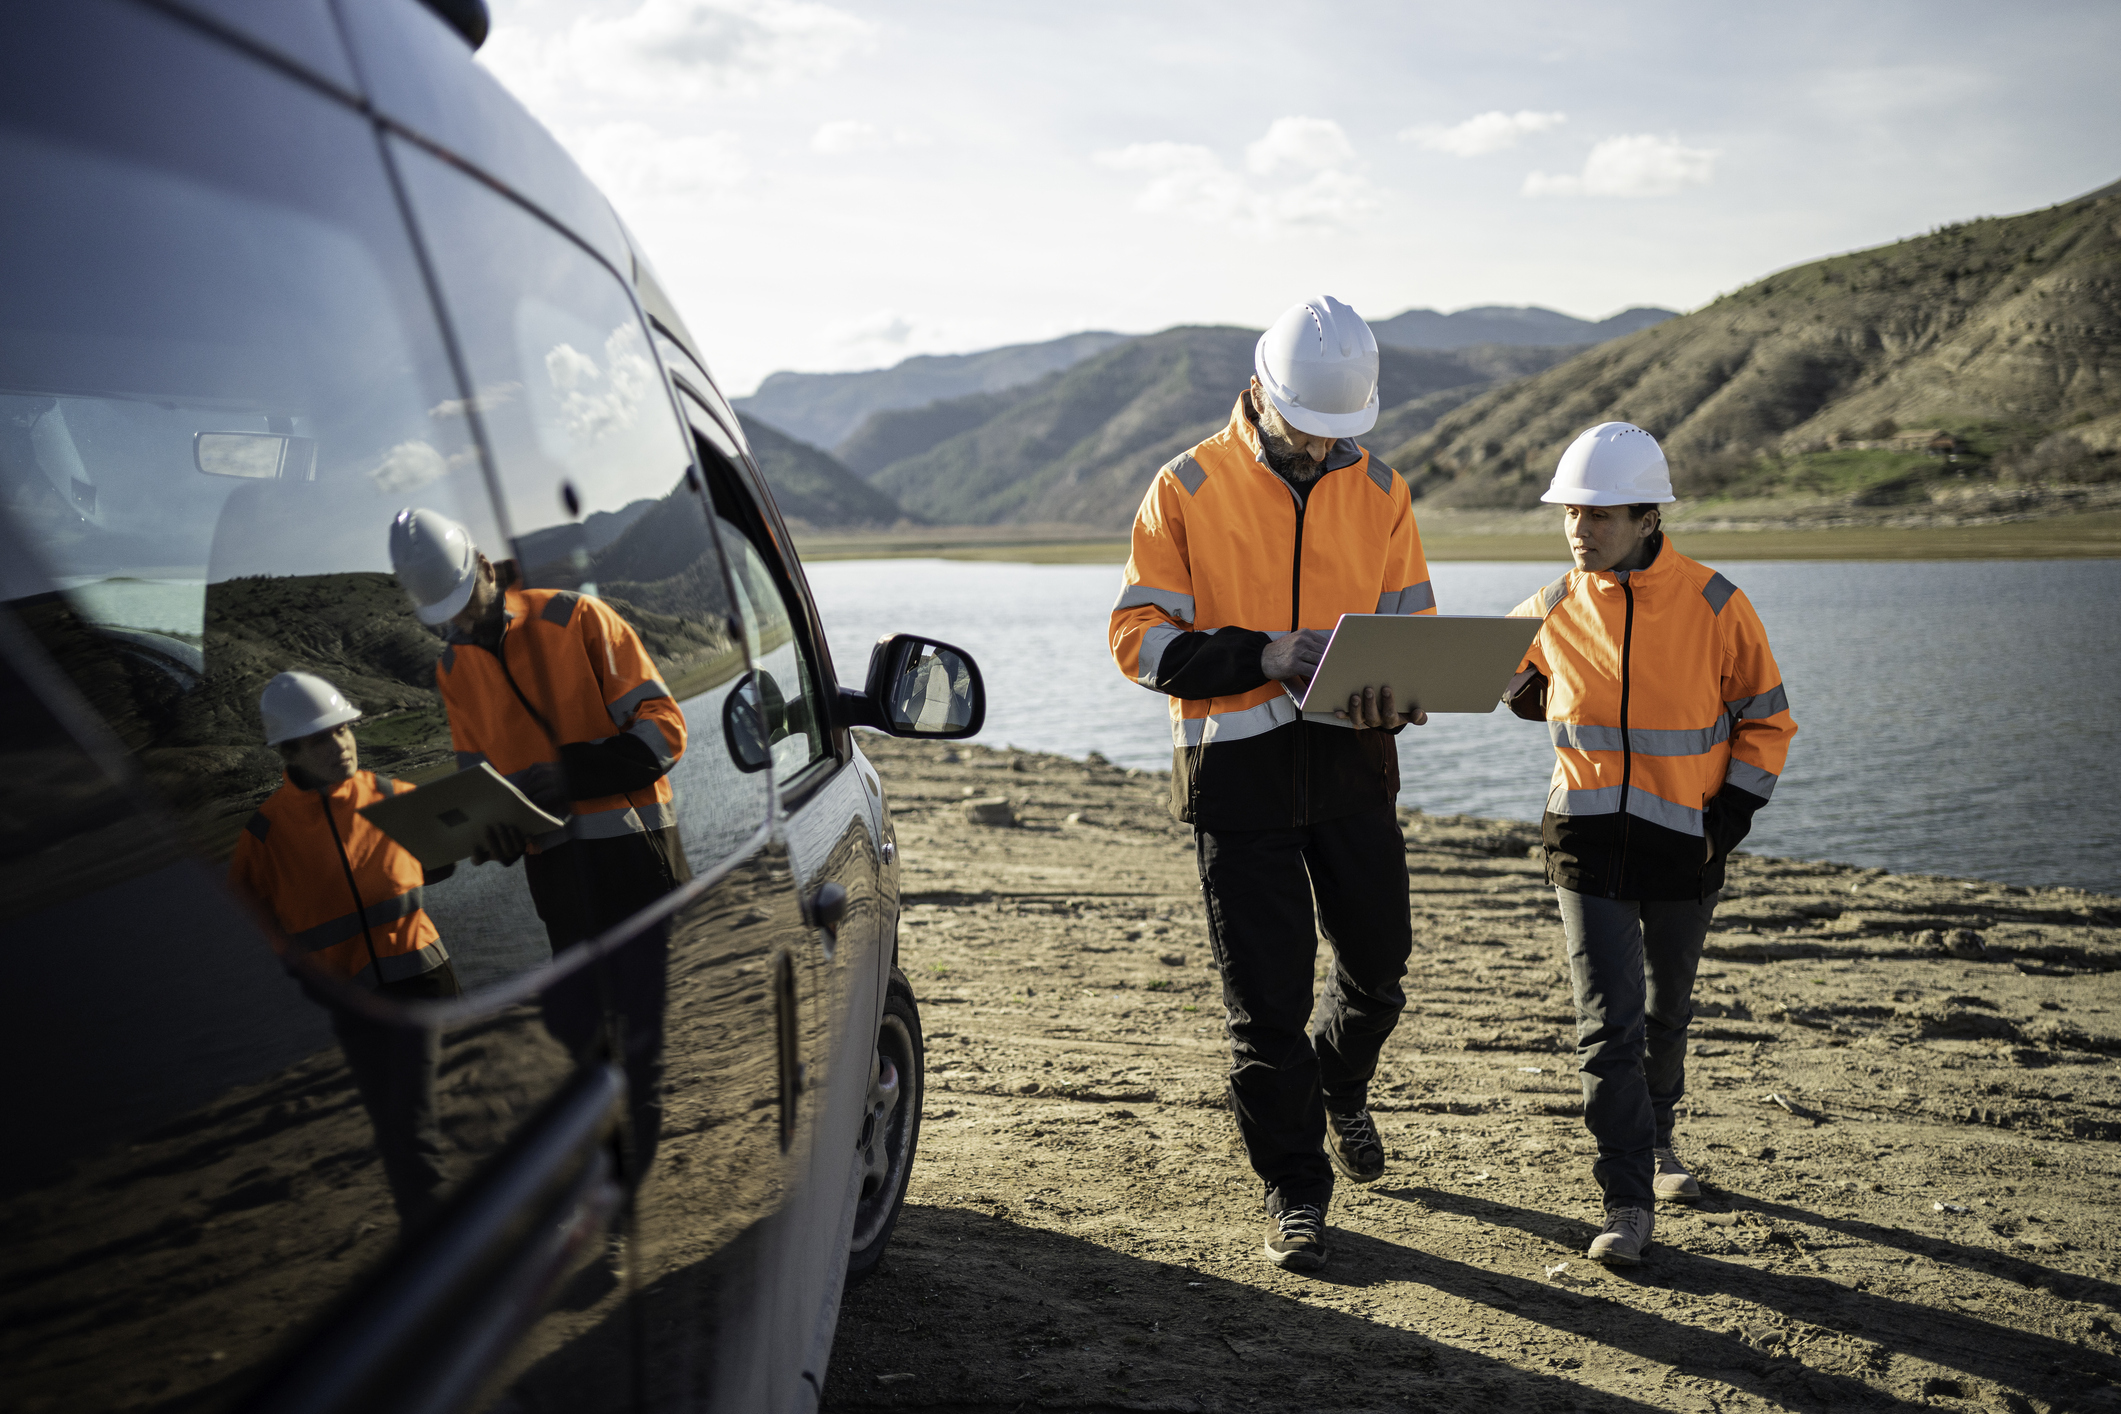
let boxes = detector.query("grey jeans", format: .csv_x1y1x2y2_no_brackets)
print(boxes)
1555,889,1716,1209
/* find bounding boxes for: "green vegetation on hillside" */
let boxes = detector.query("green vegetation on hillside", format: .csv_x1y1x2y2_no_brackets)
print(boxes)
1391,184,2121,508
735,414,907,529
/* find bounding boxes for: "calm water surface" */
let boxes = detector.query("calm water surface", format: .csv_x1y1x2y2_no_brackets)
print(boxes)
806,556,2121,894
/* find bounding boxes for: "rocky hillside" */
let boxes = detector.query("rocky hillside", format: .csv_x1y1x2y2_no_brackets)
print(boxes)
1370,303,1674,350
1392,181,2121,508
734,331,1130,450
866,330,1586,529
735,414,907,530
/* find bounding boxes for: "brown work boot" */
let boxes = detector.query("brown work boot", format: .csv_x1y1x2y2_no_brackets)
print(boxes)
1325,1109,1386,1184
1587,1205,1654,1265
1653,1142,1700,1200
1262,1203,1329,1271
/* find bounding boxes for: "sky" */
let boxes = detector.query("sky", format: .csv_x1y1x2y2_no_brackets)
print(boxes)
480,0,2121,396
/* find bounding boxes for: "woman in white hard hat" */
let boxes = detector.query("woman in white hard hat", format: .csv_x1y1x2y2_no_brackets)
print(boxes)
228,670,460,1222
1505,423,1798,1266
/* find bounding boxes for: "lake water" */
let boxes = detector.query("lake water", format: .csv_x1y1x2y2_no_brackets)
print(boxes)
805,556,2121,895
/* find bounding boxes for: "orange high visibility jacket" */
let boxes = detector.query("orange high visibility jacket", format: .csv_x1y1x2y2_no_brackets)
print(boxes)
1511,535,1796,899
1110,394,1434,829
437,587,685,850
229,770,449,988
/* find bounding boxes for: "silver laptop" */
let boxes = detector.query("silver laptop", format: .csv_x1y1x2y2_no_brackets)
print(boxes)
359,763,567,867
1293,613,1542,719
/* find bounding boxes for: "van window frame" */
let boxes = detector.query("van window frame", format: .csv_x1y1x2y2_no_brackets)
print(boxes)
673,390,846,806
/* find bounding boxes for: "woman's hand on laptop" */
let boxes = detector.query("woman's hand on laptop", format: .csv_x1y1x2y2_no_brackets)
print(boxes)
1338,684,1425,730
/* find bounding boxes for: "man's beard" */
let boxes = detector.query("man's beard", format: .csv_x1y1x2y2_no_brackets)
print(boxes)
1260,423,1323,482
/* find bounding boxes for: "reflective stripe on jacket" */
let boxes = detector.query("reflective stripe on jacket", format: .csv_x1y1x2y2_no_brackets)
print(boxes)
1512,534,1796,899
1109,394,1433,828
438,588,686,850
228,771,447,988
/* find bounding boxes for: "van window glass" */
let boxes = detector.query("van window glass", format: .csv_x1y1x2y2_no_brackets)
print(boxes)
0,12,553,995
721,518,830,785
389,140,768,889
0,7,594,1410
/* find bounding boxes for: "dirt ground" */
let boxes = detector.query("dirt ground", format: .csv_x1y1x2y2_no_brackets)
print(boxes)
823,737,2121,1414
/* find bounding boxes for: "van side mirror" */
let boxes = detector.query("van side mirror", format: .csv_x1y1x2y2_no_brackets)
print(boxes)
836,634,985,739
194,431,316,481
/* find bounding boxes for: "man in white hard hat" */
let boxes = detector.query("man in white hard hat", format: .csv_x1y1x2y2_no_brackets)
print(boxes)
1110,296,1436,1272
1505,422,1797,1264
228,671,460,1222
388,507,689,953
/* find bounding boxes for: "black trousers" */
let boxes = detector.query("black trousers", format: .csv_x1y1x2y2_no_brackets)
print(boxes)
1555,889,1716,1208
1196,802,1412,1217
328,960,462,1228
525,828,687,1178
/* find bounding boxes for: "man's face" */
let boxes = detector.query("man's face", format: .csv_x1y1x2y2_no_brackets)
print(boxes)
1564,504,1658,573
449,554,499,633
1249,377,1337,477
281,723,358,786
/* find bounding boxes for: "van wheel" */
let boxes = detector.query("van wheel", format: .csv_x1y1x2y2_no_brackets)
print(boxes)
847,968,923,1283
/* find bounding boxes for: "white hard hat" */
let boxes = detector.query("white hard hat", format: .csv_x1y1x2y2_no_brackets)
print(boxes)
1541,422,1676,506
389,506,479,625
1253,296,1380,438
260,671,360,746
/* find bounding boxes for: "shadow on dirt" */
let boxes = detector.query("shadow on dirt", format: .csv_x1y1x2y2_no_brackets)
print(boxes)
1394,1183,2119,1411
825,1201,1895,1412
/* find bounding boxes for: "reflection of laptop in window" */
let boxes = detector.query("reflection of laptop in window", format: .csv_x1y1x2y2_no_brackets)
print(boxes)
360,764,566,868
1292,614,1542,722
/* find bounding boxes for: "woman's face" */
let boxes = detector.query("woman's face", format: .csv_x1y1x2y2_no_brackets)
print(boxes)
280,723,358,787
1563,504,1658,573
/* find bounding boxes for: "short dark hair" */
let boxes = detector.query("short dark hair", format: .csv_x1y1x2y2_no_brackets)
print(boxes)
1626,503,1660,520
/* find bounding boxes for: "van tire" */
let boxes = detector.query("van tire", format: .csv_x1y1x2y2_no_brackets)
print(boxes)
846,968,923,1283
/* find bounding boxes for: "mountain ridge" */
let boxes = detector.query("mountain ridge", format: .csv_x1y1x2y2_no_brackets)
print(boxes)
1386,183,2121,507
735,331,1130,450
1369,304,1675,351
866,329,1586,529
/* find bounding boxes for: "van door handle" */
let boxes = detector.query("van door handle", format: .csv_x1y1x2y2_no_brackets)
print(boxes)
807,881,847,939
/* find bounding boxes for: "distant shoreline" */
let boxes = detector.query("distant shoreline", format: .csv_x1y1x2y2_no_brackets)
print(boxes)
796,510,2121,563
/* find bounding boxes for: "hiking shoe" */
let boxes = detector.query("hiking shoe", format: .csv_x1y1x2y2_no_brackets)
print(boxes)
1587,1205,1653,1265
1325,1109,1386,1185
1263,1204,1329,1271
1653,1143,1700,1201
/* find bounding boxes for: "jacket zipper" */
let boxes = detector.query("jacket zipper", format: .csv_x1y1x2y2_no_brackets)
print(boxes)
1290,486,1308,827
1611,577,1635,898
319,788,385,983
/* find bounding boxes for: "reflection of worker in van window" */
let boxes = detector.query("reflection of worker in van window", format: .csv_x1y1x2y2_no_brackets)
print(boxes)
388,508,691,951
227,671,459,1224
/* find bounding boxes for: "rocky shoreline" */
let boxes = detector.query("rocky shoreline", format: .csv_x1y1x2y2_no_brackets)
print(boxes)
825,737,2121,1413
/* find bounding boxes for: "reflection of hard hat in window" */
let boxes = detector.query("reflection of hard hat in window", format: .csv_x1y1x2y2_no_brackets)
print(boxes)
388,506,479,624
259,670,360,745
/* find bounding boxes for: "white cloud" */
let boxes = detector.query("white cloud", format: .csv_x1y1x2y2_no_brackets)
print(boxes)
564,122,750,203
543,325,661,446
1244,116,1358,177
1095,118,1378,238
1523,133,1718,197
1401,110,1567,157
369,441,449,494
810,120,927,155
813,120,884,154
823,309,915,350
480,0,873,108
